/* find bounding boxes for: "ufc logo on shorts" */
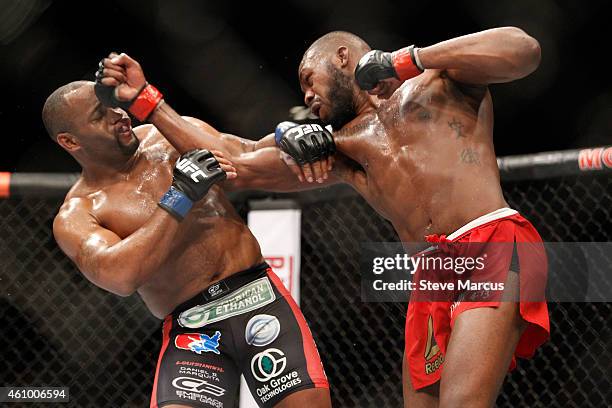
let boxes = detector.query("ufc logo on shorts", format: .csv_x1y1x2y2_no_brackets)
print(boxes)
172,376,226,397
287,123,323,139
176,158,206,183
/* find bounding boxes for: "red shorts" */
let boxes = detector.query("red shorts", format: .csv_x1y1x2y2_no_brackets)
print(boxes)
405,208,550,390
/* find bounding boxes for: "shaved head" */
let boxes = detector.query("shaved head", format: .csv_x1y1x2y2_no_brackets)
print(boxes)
301,31,371,68
42,81,90,141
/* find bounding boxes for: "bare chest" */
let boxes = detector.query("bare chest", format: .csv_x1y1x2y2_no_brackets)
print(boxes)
91,160,174,238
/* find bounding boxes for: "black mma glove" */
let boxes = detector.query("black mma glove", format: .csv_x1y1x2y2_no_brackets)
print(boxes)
158,149,226,220
94,56,163,122
355,45,423,91
274,121,335,165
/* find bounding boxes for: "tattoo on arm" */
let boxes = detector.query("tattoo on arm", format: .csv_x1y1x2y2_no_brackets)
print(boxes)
448,117,465,138
460,148,480,165
334,122,370,137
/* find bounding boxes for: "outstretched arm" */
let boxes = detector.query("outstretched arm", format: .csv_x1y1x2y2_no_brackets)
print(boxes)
195,128,342,192
96,52,337,192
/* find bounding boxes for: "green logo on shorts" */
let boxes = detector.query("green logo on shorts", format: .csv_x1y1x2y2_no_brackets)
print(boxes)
262,356,274,374
178,277,276,328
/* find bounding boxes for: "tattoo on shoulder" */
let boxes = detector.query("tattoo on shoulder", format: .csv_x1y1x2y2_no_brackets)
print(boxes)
448,117,465,138
460,148,480,165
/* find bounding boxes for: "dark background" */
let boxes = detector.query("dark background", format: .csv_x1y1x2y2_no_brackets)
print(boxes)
0,0,610,173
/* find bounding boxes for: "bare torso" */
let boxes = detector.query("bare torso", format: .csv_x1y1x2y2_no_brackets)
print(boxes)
334,70,507,242
61,126,263,318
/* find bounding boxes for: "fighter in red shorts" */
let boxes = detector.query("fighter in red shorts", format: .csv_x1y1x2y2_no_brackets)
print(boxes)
269,28,550,407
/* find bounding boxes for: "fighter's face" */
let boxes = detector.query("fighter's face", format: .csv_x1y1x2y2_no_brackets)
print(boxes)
299,55,357,130
63,84,139,159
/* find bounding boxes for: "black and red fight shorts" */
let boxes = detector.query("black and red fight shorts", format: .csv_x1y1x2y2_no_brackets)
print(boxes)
405,208,550,390
150,263,328,408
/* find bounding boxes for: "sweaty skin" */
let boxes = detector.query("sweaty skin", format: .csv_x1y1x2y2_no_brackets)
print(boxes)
75,33,539,406
50,78,332,405
289,27,541,408
326,70,504,242
292,27,541,243
53,85,263,318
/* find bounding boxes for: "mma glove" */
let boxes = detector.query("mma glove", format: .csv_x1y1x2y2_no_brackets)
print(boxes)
274,121,335,165
158,150,227,221
355,45,424,91
94,59,163,122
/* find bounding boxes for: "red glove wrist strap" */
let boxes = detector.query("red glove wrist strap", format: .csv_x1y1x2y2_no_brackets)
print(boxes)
392,46,423,81
129,83,163,122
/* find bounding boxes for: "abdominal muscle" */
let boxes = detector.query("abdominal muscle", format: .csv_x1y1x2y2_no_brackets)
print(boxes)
137,205,264,319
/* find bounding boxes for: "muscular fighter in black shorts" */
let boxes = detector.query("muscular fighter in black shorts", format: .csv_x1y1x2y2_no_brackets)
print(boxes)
46,56,330,406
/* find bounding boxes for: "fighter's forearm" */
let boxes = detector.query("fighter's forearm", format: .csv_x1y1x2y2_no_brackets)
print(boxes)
253,133,277,150
417,27,541,84
228,146,339,192
149,102,225,154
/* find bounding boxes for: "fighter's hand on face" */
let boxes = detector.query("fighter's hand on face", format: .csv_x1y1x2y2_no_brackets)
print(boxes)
275,121,335,184
94,52,163,122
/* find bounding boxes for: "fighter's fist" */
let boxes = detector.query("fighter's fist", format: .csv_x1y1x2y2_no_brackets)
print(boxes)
102,53,145,97
354,50,398,90
355,45,423,99
275,121,335,183
94,52,163,122
275,121,335,165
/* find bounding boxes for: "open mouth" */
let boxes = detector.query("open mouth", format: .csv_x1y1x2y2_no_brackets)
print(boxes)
115,118,133,138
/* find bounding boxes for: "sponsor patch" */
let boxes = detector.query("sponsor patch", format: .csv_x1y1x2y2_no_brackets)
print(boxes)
251,348,287,382
203,280,231,301
251,348,304,404
175,331,221,355
179,277,276,328
173,376,226,397
245,314,281,347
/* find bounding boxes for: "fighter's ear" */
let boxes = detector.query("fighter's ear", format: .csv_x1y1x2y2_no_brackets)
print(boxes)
57,132,80,152
336,46,349,68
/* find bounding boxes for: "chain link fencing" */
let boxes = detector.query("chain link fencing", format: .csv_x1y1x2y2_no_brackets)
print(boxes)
1,168,610,407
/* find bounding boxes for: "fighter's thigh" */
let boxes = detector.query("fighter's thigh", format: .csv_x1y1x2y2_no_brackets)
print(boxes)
152,320,240,408
237,280,329,407
439,274,526,408
402,352,439,408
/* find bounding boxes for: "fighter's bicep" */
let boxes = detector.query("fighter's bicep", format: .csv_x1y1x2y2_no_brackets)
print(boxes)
182,116,257,157
219,133,257,156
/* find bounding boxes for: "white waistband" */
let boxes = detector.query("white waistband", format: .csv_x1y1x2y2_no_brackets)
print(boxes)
446,207,518,241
